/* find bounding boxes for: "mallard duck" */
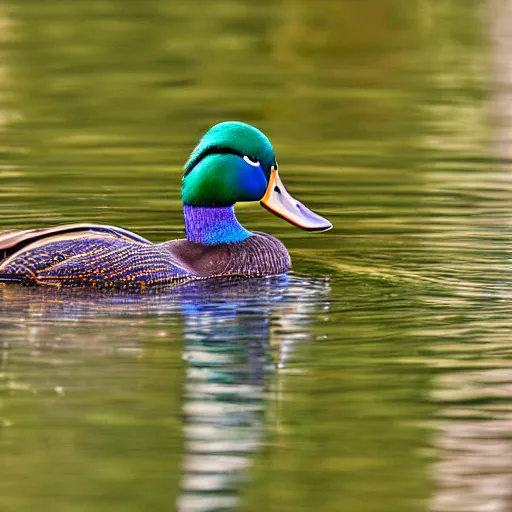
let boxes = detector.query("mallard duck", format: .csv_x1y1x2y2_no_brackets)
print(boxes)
0,122,332,290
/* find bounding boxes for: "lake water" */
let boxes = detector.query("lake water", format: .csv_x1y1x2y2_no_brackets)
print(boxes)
1,1,511,511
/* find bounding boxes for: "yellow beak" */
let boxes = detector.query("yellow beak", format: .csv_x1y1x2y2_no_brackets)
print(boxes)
260,167,332,232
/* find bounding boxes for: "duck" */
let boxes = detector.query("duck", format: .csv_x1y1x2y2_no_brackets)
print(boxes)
0,122,332,290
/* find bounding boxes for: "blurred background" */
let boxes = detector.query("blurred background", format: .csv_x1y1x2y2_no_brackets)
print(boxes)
1,1,511,511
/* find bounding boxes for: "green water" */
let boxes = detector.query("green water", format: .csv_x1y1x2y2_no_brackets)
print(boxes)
1,1,511,511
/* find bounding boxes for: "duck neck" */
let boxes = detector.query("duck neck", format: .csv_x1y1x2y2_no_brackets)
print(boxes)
183,204,252,245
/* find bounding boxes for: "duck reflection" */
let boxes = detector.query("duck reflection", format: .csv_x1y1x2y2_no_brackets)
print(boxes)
178,287,273,511
0,274,330,511
175,276,329,511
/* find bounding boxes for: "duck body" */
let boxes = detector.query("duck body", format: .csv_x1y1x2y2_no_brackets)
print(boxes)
0,122,330,291
0,224,290,290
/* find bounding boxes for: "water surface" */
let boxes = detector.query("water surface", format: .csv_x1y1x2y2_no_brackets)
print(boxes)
1,1,511,511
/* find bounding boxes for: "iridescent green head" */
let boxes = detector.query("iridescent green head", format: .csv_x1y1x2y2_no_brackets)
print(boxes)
182,121,276,207
182,121,333,232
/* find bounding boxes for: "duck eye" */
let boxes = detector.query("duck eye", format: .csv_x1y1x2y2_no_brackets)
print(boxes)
243,155,260,167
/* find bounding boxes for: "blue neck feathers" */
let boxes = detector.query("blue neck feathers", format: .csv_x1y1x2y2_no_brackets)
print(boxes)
183,205,252,245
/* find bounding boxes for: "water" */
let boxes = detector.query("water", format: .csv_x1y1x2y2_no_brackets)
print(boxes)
1,1,511,511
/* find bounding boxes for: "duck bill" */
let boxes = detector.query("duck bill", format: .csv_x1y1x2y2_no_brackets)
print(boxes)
260,167,333,232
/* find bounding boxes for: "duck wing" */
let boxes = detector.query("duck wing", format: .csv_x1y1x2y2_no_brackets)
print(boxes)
0,223,151,262
0,224,192,289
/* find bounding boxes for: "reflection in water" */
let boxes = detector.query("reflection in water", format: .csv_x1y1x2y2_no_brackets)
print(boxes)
424,6,512,510
0,275,330,512
491,0,512,161
177,276,329,511
431,369,512,512
178,290,272,511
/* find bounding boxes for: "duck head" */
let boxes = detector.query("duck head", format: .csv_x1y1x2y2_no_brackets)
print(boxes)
182,121,332,232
